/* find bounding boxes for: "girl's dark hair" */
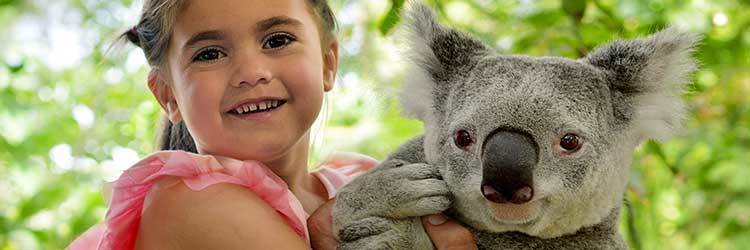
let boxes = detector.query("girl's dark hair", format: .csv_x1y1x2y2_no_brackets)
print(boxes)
159,118,198,152
120,0,338,152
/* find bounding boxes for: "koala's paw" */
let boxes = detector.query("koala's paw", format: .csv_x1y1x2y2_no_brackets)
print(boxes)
338,217,432,250
334,159,450,225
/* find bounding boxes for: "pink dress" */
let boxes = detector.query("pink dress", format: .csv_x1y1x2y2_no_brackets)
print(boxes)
67,151,378,250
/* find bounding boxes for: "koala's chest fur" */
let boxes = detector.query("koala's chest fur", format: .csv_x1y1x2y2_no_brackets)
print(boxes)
471,225,627,250
464,203,627,249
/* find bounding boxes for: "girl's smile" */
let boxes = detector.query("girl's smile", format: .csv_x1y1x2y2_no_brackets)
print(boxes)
226,97,288,122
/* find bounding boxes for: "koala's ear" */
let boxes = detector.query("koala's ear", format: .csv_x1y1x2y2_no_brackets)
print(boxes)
398,2,490,120
585,28,700,141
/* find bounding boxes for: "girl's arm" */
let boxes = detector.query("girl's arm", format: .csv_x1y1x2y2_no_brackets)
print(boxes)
134,177,308,249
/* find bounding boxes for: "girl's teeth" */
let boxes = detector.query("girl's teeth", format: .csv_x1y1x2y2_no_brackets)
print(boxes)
233,100,284,115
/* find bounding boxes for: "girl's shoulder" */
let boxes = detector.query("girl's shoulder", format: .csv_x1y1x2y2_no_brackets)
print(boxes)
135,175,309,249
70,151,309,250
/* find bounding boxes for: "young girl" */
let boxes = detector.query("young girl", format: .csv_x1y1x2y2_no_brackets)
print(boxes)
69,0,475,249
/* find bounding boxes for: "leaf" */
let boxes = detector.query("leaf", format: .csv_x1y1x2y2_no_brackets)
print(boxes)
562,0,587,17
644,141,667,163
0,0,22,8
6,60,23,74
378,0,405,35
17,182,69,222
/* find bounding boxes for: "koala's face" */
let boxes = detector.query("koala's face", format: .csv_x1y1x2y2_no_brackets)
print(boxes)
432,56,631,238
400,4,698,238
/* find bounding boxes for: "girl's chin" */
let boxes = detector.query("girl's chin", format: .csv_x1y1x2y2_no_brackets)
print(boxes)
196,141,281,159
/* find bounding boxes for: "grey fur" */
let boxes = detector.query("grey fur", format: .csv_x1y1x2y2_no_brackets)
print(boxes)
333,2,699,249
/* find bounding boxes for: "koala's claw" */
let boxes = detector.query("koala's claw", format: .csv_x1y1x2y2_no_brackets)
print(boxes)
374,160,441,180
338,229,403,250
396,163,442,180
338,217,431,250
338,217,404,250
339,217,392,242
393,179,450,218
408,195,451,216
401,179,448,198
378,159,408,169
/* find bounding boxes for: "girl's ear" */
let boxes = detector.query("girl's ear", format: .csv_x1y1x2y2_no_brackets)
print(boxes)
322,39,339,92
148,70,183,123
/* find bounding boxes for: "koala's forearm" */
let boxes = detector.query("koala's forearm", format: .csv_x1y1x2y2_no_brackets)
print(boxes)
333,134,450,249
384,135,427,164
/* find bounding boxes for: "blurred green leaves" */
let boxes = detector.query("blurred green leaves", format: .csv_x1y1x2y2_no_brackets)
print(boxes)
1,0,749,249
562,0,586,20
379,0,405,35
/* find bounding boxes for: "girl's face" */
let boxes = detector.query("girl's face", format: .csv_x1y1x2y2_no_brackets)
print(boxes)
155,0,337,161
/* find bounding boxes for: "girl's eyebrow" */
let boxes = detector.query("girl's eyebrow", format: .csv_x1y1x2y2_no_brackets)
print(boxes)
256,16,303,32
183,30,227,50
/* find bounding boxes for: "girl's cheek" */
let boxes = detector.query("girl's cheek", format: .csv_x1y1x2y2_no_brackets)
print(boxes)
180,73,227,123
291,53,325,87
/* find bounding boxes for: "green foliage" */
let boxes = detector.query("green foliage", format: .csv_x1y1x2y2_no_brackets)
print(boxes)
1,0,749,249
562,0,587,20
379,0,405,35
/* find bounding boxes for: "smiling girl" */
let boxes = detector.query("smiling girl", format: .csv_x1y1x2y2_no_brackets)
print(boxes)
68,0,475,249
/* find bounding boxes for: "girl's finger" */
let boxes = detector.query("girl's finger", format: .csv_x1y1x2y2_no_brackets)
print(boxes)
421,214,478,250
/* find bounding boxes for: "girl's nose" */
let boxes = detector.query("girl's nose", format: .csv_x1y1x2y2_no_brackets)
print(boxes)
231,53,272,88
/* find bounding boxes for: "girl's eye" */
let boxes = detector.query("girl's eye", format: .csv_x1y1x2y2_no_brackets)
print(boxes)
262,33,296,50
192,48,226,62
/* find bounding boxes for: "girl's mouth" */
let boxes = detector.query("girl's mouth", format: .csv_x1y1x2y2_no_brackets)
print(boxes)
227,100,287,116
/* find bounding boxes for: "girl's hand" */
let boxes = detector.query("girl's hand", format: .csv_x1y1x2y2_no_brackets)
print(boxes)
308,199,477,250
309,200,338,250
421,214,478,250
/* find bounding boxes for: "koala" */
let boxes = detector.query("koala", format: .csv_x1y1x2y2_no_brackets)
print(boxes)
333,2,699,250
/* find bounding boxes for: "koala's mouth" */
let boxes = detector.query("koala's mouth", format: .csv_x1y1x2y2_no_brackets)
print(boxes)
486,199,544,224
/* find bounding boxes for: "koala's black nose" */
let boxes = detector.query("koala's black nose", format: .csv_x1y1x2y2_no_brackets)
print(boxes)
481,130,538,204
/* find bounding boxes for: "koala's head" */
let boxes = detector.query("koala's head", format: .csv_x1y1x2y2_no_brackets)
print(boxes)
399,3,699,238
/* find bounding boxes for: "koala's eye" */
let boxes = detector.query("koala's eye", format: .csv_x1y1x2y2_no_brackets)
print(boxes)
559,134,582,152
454,130,474,149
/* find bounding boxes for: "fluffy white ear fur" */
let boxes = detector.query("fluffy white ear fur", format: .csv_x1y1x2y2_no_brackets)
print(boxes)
635,29,700,141
587,28,700,141
397,2,441,121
